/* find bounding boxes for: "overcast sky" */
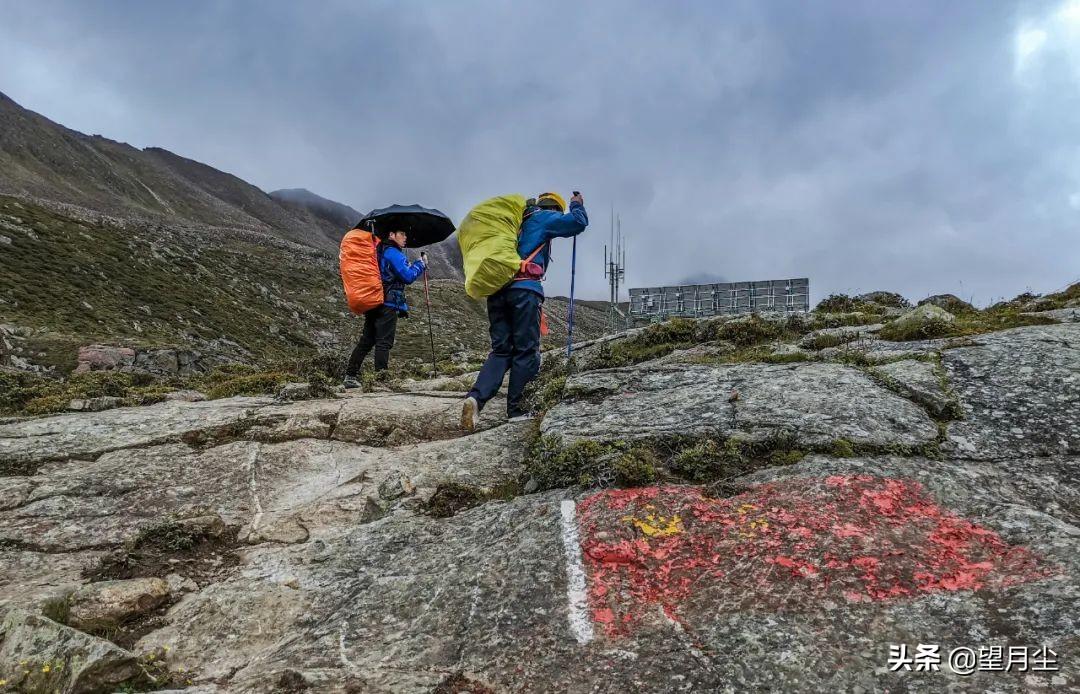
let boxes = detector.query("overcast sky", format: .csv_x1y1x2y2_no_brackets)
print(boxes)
2,0,1078,304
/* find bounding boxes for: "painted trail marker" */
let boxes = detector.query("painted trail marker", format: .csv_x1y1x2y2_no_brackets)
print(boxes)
574,477,1054,637
560,499,595,645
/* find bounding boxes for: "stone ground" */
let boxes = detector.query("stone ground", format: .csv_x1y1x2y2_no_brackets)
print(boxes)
0,319,1077,692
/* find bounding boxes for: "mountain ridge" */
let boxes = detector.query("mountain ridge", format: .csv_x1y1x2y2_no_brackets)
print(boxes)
0,92,348,253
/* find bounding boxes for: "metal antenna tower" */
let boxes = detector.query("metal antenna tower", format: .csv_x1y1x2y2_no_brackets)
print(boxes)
604,206,627,333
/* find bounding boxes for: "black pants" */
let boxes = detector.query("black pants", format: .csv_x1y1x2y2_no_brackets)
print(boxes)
346,305,398,375
467,287,542,418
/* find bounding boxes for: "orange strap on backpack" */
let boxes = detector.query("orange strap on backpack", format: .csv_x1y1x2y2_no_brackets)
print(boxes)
513,243,547,281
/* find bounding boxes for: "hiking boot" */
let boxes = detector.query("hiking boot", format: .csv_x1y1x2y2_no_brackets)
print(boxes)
342,375,362,390
508,413,535,423
461,396,479,431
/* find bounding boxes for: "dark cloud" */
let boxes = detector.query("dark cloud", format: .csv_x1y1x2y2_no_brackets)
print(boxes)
2,0,1078,304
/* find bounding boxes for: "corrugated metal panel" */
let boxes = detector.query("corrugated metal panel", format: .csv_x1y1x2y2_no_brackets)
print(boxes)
629,278,810,318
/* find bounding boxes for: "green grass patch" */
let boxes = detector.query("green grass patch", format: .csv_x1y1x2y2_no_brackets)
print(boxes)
878,306,1056,342
813,294,888,315
829,438,856,458
806,312,883,329
425,480,524,518
670,435,806,483
0,352,346,416
203,371,291,399
692,345,811,365
612,448,660,486
591,318,697,368
801,331,860,350
523,356,573,414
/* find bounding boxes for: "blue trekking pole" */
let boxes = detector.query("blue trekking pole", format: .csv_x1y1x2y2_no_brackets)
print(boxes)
566,235,577,359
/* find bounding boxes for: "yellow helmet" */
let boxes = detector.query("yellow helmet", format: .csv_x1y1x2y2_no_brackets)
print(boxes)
537,192,567,213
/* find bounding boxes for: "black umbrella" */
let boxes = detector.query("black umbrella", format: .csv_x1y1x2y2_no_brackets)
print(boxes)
356,204,455,248
357,203,452,377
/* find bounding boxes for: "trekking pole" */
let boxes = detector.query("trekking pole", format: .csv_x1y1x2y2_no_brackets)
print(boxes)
421,257,438,377
566,236,577,359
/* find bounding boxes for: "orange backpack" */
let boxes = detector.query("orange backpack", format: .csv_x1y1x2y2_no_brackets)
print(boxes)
339,228,383,315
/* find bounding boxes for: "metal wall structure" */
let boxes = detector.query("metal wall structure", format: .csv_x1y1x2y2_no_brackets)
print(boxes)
629,278,810,319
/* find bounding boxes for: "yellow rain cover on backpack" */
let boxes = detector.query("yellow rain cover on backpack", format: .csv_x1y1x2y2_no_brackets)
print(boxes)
458,194,528,299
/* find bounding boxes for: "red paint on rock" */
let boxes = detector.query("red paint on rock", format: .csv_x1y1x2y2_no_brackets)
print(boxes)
577,476,1054,636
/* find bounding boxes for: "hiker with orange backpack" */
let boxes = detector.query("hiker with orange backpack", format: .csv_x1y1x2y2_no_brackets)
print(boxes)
342,228,426,388
461,191,588,427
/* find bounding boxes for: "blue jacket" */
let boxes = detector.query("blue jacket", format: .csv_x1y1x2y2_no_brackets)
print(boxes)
379,244,425,312
512,201,588,297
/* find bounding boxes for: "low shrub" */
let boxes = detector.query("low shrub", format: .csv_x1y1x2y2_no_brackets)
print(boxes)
613,448,660,486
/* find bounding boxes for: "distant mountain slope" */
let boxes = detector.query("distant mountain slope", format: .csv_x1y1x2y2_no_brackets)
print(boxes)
269,188,363,230
0,91,339,252
0,196,601,373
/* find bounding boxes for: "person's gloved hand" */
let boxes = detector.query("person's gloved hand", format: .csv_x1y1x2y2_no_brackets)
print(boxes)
570,191,584,205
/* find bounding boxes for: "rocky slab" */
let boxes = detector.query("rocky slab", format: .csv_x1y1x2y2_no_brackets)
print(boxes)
1024,307,1080,323
0,609,140,693
131,452,1080,692
0,422,530,583
871,358,958,419
1,322,1077,692
543,362,939,450
943,324,1079,459
0,391,504,476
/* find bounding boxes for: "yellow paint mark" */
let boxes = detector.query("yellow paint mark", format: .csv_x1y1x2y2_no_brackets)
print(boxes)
736,513,769,540
737,503,757,515
623,512,684,537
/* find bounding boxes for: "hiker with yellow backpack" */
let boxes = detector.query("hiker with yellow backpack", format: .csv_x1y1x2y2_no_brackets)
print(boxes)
458,191,588,427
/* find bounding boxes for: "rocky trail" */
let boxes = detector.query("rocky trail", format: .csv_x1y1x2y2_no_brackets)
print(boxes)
0,312,1078,692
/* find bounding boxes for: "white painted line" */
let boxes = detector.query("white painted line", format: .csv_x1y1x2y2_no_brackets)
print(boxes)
560,499,595,645
338,620,354,668
247,444,264,531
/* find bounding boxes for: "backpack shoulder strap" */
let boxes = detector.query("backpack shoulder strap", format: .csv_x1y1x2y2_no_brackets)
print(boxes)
522,243,546,265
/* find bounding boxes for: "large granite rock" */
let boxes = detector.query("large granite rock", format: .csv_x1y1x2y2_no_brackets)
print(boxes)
0,609,140,693
857,290,911,308
0,391,505,475
67,577,170,632
1025,307,1080,323
943,324,1079,459
870,358,958,419
0,410,530,605
881,304,956,339
543,362,939,450
73,345,137,374
74,344,207,376
918,294,974,314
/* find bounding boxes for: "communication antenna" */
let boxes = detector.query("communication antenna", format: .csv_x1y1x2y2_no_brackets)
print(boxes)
603,206,627,333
